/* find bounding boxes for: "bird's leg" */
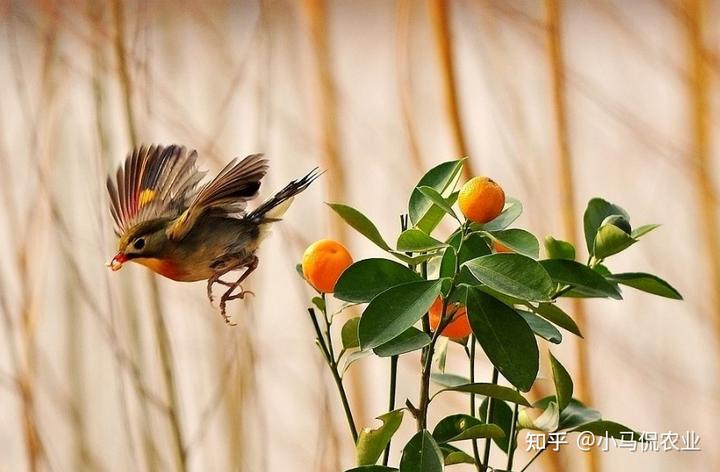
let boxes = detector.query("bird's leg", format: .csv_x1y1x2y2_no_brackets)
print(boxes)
218,256,259,324
207,259,247,304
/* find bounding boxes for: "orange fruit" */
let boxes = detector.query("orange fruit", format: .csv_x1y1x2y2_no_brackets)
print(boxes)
429,297,472,339
302,239,353,293
492,240,513,253
458,176,505,224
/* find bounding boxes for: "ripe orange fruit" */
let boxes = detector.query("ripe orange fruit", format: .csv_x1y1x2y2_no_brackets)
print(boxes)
458,176,505,224
429,297,472,339
492,240,512,253
302,239,353,293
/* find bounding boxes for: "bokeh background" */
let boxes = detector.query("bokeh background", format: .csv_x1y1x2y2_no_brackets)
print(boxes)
0,0,718,471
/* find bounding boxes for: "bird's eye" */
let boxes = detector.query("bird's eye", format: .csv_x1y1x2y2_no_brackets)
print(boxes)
134,238,145,250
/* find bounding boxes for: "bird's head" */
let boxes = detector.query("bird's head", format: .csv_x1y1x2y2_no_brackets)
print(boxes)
108,219,171,271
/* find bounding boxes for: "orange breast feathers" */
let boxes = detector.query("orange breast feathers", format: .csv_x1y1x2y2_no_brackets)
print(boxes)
134,257,186,281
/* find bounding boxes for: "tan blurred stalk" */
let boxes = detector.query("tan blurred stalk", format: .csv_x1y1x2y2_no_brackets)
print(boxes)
428,0,475,178
301,0,367,451
684,0,720,353
544,0,597,471
111,0,187,470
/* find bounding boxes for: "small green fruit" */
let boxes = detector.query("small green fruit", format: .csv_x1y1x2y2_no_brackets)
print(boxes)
601,215,632,234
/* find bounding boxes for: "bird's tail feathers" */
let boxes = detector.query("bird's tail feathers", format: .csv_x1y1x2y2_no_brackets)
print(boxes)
247,167,322,223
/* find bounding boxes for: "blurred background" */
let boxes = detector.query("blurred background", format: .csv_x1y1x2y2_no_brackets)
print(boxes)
0,0,717,470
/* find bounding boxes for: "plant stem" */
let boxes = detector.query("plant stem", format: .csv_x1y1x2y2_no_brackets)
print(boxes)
308,308,358,442
382,355,399,465
469,337,482,472
520,447,547,472
481,368,499,470
506,398,520,471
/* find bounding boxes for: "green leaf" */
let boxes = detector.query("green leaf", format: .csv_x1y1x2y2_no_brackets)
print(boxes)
335,259,422,303
409,160,464,233
447,231,492,264
479,398,515,453
340,350,372,375
434,382,531,405
571,421,642,441
341,317,360,349
535,397,601,430
466,289,539,391
439,445,475,465
606,272,682,300
417,186,459,221
397,229,447,252
540,259,622,299
464,254,554,302
399,430,444,472
356,409,405,466
517,310,562,344
439,246,457,279
631,223,660,239
374,327,431,357
312,296,326,313
432,415,505,443
476,197,522,231
549,353,573,411
583,198,630,253
328,203,391,251
544,236,576,260
593,223,637,259
358,280,443,350
486,229,540,259
518,401,560,432
430,373,470,388
346,467,398,472
533,303,583,338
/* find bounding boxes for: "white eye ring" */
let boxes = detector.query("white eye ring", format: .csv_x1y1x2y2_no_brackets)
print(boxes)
134,238,145,250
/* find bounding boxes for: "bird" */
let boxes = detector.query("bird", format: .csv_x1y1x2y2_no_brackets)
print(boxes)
106,144,320,324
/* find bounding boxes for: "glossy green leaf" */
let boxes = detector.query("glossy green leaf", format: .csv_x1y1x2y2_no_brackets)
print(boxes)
480,398,516,453
583,198,630,253
409,160,464,233
430,373,470,388
517,310,562,344
571,421,642,441
397,229,447,252
399,430,444,472
417,186,459,221
311,296,326,313
356,409,405,466
486,229,540,259
374,327,431,357
433,414,505,444
466,289,539,391
359,280,443,350
341,317,360,349
606,272,682,300
439,246,457,279
335,259,421,303
631,223,660,239
540,259,622,299
593,223,637,259
533,303,583,338
434,382,531,405
327,203,391,250
549,353,573,411
464,254,554,302
447,231,492,264
476,197,523,231
544,236,576,260
439,445,475,465
535,397,601,430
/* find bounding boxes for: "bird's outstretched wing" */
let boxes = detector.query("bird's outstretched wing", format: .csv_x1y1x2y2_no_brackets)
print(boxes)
106,144,205,236
166,154,269,240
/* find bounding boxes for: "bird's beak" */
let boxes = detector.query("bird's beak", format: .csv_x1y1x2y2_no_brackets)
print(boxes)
107,252,127,271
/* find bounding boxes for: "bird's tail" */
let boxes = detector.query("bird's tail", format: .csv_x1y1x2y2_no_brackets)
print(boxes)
247,167,322,223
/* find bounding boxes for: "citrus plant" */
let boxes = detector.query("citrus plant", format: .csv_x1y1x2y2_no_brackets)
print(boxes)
299,159,682,472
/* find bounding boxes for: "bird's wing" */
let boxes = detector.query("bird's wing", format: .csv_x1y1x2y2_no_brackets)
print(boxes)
106,144,206,237
166,153,268,240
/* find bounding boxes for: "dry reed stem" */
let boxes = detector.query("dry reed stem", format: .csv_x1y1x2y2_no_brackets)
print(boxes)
544,0,598,471
428,0,475,178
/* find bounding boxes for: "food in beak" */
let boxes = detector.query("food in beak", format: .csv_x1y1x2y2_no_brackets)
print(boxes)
109,253,127,271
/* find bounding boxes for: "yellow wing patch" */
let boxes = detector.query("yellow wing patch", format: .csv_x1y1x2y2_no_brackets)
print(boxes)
138,189,157,207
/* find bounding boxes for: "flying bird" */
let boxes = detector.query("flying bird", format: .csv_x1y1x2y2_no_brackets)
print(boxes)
106,144,320,324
